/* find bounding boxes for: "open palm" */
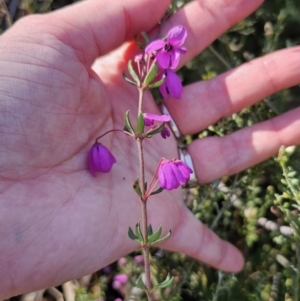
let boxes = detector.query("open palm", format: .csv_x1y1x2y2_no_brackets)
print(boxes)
1,0,300,298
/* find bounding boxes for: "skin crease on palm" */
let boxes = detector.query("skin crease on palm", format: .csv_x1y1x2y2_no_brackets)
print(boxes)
0,0,300,297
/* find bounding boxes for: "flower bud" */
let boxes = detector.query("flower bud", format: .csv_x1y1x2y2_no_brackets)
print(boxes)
89,142,116,177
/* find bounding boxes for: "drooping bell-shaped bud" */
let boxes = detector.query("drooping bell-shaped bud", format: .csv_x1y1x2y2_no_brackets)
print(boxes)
89,142,116,177
158,158,193,190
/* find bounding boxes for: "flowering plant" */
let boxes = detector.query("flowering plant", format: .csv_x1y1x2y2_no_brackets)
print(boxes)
88,26,192,301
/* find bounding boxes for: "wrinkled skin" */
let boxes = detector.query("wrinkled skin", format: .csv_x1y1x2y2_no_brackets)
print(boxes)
0,0,300,298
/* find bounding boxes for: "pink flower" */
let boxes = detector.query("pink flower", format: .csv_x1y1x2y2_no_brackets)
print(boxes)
117,257,127,267
143,113,171,126
145,26,187,69
159,158,193,190
112,274,128,290
159,69,183,99
89,142,116,176
134,255,144,265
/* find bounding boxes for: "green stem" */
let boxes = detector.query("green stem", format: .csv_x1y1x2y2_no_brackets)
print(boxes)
136,88,153,301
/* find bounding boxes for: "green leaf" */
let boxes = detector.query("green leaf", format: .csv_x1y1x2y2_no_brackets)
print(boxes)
149,75,165,89
134,32,149,49
122,71,137,86
141,32,149,45
147,224,153,236
133,178,142,197
148,226,162,244
150,187,163,196
143,62,158,87
128,277,137,287
124,110,135,135
137,113,145,135
128,275,147,290
136,275,147,290
128,60,140,86
128,226,139,241
145,123,165,138
153,230,171,244
153,273,174,290
135,222,144,242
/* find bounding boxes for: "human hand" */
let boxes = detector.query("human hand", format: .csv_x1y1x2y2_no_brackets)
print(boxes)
0,0,299,298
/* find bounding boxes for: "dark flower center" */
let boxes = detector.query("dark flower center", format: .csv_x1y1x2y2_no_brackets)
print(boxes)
164,43,173,52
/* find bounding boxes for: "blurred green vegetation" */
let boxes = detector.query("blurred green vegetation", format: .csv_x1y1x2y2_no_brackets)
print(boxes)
2,0,300,300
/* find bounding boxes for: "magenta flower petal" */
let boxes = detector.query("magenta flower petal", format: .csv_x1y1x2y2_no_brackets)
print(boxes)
158,158,193,190
178,47,187,54
144,113,171,123
113,274,128,284
144,116,154,126
159,70,183,99
159,80,169,99
156,51,171,69
160,127,171,139
145,26,187,69
145,39,166,53
170,49,181,69
159,160,180,190
166,70,183,99
167,26,187,47
88,143,116,176
175,160,193,180
170,162,186,185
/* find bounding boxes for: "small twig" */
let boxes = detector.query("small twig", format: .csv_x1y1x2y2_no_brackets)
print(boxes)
47,287,64,301
257,217,293,237
210,178,241,230
0,0,13,27
208,45,231,70
20,290,45,301
269,273,281,301
7,0,20,19
62,281,75,301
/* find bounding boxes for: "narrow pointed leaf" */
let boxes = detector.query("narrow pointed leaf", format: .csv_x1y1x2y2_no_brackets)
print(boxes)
150,187,163,196
143,63,158,87
128,227,139,241
124,110,135,135
147,224,153,236
145,123,165,138
128,277,138,288
141,32,149,45
149,75,166,89
148,226,162,244
134,32,149,49
137,113,145,135
128,60,140,86
135,222,144,242
136,275,147,290
153,230,171,244
153,274,174,290
133,178,142,197
122,71,137,86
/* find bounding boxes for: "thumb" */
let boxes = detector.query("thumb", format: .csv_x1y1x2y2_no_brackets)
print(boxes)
14,0,170,66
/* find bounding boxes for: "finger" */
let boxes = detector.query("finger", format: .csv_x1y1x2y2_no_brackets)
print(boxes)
10,0,170,65
165,46,300,134
188,106,300,183
158,0,263,67
164,207,244,272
